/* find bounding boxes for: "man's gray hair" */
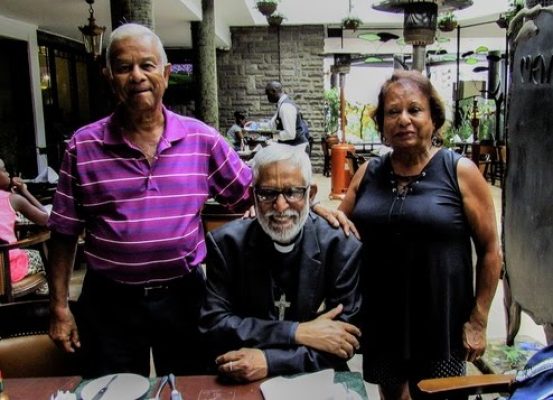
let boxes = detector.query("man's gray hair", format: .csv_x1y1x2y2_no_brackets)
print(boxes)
251,143,311,185
105,23,168,72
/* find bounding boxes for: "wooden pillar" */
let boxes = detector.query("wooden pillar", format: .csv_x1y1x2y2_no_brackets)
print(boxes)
191,0,219,129
330,70,338,89
470,97,480,165
332,64,350,143
339,73,347,143
110,0,153,29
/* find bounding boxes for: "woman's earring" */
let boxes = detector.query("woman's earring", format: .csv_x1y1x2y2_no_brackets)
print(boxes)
431,134,442,147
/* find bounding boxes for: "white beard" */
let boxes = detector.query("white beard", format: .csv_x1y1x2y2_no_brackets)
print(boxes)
256,199,310,244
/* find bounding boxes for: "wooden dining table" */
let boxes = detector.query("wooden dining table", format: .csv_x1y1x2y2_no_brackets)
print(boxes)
4,375,264,400
4,372,368,399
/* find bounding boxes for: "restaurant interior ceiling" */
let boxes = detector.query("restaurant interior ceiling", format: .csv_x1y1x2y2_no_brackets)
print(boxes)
0,0,510,55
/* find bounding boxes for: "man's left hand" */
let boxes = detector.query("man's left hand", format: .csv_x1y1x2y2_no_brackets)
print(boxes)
312,204,359,239
216,348,268,382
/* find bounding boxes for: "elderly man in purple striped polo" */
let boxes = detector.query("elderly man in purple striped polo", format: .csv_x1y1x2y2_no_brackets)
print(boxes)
46,23,253,378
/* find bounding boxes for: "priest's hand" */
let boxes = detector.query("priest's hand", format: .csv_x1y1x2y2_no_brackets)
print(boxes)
294,304,361,359
216,348,268,382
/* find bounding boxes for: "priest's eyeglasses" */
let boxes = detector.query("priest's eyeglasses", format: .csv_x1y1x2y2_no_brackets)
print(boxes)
254,186,308,203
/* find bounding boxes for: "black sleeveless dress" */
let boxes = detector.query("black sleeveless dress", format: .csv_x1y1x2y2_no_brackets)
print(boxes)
351,148,474,363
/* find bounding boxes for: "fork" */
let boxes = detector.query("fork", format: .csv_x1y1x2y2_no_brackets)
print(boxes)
148,375,168,400
168,373,183,400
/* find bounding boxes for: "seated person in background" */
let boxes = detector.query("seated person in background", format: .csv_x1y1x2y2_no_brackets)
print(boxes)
200,143,362,382
226,111,247,150
0,158,49,293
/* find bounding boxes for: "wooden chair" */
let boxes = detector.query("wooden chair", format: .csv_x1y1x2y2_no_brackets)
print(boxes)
345,151,367,174
321,138,331,177
490,145,507,187
0,226,50,303
322,135,340,178
0,299,81,377
477,143,497,182
418,373,515,399
201,201,243,234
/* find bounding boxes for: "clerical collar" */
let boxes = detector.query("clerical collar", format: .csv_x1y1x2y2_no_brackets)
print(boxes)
274,241,294,253
273,228,303,253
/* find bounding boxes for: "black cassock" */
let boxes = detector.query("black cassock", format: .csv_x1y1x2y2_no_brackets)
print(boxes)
200,212,362,375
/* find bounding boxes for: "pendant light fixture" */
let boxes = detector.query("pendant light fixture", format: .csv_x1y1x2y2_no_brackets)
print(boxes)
78,0,106,58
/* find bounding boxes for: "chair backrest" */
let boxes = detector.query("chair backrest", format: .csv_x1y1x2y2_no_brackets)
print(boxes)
0,299,81,377
345,151,367,174
201,201,243,234
0,227,50,303
417,373,514,398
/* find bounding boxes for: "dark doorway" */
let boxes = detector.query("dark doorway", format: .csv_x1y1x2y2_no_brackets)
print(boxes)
0,38,37,177
38,31,109,171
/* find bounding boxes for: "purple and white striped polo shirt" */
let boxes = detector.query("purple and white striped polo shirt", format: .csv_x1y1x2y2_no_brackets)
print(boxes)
48,108,252,284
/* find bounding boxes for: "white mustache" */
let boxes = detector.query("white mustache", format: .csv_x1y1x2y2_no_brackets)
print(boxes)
264,210,299,219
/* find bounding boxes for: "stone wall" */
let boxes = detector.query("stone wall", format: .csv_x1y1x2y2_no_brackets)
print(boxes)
217,25,326,171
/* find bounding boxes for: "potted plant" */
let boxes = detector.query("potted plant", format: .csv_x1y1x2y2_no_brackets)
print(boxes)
255,0,279,17
438,12,458,32
341,16,362,31
496,0,524,30
267,13,285,27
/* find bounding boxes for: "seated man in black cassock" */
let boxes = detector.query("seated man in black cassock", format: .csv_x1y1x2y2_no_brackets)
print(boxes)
200,143,362,382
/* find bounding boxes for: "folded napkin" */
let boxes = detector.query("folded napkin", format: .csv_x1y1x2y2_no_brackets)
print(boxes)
50,390,76,400
260,369,362,400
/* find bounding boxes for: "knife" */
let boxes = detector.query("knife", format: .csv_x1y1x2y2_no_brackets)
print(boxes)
91,374,118,400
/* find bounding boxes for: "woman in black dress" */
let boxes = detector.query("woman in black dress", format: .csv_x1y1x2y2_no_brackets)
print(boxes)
338,71,502,399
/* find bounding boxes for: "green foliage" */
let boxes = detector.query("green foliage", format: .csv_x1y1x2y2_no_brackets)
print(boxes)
438,11,456,24
504,0,524,23
168,74,193,86
266,13,286,26
324,88,340,134
503,346,528,368
256,0,279,4
341,16,362,30
438,11,458,31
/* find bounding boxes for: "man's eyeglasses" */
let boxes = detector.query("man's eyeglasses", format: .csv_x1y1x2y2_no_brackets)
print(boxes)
254,186,308,203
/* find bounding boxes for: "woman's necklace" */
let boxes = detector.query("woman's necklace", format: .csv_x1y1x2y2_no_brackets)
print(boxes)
391,171,426,196
389,146,436,196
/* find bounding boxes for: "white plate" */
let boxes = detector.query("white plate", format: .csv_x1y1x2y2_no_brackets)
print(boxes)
80,373,150,400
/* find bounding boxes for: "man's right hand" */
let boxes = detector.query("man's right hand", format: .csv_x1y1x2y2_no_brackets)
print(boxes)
49,306,81,353
294,304,361,359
